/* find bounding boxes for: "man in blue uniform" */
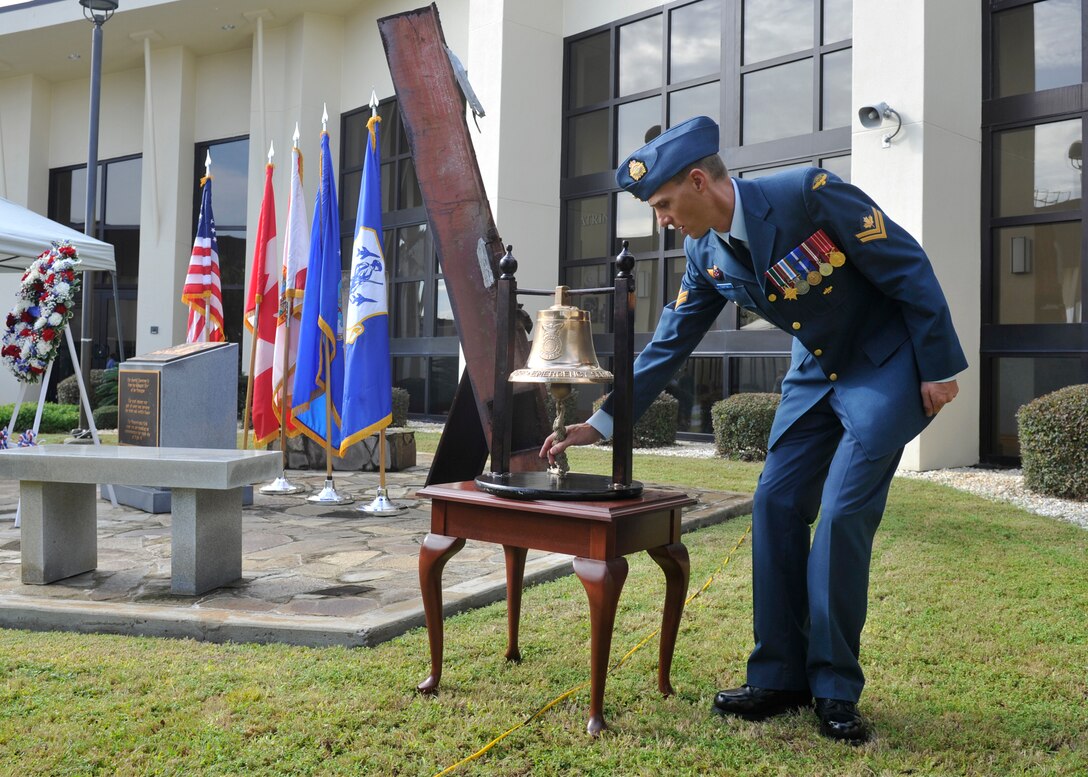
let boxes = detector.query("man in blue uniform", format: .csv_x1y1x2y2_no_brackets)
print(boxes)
541,116,966,743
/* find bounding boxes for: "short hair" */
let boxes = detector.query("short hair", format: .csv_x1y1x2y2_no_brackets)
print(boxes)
668,153,728,185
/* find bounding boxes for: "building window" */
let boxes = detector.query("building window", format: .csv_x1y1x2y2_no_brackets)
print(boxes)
340,100,457,417
561,0,852,432
194,136,248,346
47,155,141,397
982,0,1088,462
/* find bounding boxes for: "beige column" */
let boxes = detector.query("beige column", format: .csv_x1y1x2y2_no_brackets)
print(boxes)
135,45,196,355
852,0,982,469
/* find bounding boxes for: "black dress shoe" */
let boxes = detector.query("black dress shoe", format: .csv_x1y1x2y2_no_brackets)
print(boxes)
815,698,870,744
712,684,812,721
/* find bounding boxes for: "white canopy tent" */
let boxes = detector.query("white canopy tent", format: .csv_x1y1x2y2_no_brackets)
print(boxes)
0,196,116,272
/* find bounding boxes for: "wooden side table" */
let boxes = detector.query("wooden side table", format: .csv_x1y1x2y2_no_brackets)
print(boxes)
416,481,694,735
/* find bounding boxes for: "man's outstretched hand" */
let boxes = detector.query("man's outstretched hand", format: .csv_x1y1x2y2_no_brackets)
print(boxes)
539,422,603,466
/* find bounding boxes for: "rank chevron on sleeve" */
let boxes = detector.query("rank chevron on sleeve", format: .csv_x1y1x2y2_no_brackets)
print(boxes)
855,207,887,243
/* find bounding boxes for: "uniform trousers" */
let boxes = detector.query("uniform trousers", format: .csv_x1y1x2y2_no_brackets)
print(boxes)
746,389,903,703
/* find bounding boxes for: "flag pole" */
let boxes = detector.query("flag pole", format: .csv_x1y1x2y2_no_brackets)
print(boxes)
261,127,304,495
304,107,351,505
307,334,351,504
358,88,406,517
203,150,212,343
323,338,334,480
260,297,303,494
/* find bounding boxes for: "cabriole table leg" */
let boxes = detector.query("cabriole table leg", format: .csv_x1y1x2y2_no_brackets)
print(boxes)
417,533,466,694
503,545,528,663
573,556,629,736
646,543,690,697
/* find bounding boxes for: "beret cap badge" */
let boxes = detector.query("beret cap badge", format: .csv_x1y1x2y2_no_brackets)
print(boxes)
628,159,647,182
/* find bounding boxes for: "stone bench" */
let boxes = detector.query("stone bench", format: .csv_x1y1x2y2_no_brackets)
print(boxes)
0,445,280,595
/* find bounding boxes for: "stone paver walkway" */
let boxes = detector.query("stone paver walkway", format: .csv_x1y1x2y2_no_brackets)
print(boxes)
0,452,751,647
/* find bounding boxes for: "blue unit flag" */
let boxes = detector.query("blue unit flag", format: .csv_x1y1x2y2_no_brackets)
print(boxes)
340,115,393,453
291,130,345,450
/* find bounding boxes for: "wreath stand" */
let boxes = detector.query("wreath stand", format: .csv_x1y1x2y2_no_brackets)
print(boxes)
10,326,116,528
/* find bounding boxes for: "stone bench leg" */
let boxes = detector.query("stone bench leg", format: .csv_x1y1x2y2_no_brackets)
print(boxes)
20,481,97,584
171,487,243,595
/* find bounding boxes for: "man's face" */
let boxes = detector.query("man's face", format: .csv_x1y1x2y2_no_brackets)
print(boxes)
646,173,711,239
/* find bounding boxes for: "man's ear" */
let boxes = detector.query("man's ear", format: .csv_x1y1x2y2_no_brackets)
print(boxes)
689,168,708,192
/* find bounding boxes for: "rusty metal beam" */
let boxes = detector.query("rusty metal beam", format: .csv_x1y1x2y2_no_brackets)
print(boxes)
378,3,548,479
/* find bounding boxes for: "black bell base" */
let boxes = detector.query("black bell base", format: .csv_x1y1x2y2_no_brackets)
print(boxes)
475,471,643,501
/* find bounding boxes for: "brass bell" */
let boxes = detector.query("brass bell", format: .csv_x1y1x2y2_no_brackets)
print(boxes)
510,287,611,477
509,286,612,388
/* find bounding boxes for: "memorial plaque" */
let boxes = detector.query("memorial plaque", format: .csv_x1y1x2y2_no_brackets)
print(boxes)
118,370,160,447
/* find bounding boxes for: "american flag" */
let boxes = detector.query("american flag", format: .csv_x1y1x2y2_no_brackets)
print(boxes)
181,175,225,343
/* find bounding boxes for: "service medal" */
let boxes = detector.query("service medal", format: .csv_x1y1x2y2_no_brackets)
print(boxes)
828,250,846,267
795,279,811,295
806,270,822,286
819,262,834,277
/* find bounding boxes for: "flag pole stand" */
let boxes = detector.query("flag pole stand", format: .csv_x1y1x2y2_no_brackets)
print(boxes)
307,339,352,505
359,428,407,516
261,300,304,494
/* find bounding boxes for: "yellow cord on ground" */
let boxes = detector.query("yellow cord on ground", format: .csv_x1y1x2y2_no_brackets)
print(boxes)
432,524,752,777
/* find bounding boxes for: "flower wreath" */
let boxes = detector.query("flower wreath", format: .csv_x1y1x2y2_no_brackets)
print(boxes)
1,241,82,384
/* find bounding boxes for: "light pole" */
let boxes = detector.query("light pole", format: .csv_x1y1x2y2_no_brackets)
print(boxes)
77,0,118,429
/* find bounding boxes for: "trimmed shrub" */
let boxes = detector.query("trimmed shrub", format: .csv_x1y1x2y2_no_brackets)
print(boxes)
56,368,113,409
57,374,81,406
592,392,679,448
1017,384,1088,501
0,402,80,434
712,392,781,461
392,387,410,428
92,404,118,430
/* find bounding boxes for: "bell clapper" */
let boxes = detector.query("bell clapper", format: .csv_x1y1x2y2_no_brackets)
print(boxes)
507,284,612,482
548,382,572,477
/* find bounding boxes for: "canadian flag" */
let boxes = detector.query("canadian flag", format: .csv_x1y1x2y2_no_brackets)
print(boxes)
243,162,279,445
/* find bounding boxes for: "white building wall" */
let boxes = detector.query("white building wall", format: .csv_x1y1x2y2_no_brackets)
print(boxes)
0,73,53,405
469,0,563,308
853,0,981,469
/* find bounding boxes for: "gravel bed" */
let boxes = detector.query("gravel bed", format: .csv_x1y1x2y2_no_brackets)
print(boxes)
894,466,1088,530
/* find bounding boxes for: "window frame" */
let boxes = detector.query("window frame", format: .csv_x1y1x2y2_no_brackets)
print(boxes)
560,0,852,436
980,0,1088,463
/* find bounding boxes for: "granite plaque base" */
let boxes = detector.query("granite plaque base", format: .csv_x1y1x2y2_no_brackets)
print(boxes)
102,484,253,513
119,342,238,449
114,342,242,514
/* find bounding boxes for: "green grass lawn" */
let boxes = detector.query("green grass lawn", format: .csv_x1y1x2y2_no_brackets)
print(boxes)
1,436,1085,775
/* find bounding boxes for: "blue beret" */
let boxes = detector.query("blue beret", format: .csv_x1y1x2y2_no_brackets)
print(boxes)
616,116,720,201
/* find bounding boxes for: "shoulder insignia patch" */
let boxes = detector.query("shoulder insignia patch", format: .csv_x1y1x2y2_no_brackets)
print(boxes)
855,207,887,242
812,172,828,190
676,289,689,307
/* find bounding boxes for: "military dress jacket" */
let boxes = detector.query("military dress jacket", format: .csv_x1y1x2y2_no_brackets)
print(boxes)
618,167,968,461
